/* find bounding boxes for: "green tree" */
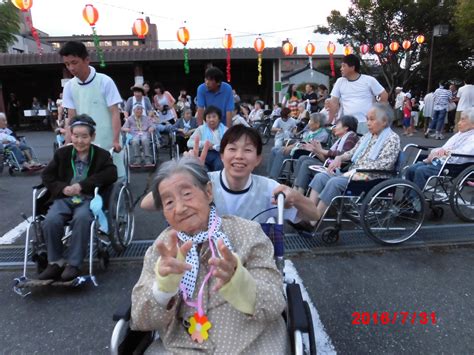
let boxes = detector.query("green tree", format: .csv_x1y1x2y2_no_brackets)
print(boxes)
454,0,474,50
0,1,20,52
315,0,472,97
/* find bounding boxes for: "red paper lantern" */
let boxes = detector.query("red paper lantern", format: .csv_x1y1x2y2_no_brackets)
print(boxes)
389,41,400,52
374,42,384,54
223,34,233,49
402,40,411,51
344,45,353,56
254,37,265,53
360,44,370,55
11,0,33,12
82,4,99,27
305,42,315,56
282,40,294,56
327,42,336,55
416,35,425,44
133,18,149,39
177,27,190,46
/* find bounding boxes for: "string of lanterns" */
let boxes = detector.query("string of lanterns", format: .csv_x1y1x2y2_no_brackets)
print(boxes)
253,37,265,85
11,0,42,55
177,26,190,75
82,4,106,68
222,32,233,82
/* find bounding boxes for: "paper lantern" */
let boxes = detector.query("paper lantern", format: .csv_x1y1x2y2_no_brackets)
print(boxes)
327,41,336,55
11,0,32,12
389,41,400,52
374,42,384,54
360,44,370,55
402,40,411,51
83,4,99,27
253,37,265,53
327,42,336,77
282,41,294,56
344,45,353,56
177,27,190,46
416,35,425,44
305,42,315,56
133,18,149,39
223,33,233,49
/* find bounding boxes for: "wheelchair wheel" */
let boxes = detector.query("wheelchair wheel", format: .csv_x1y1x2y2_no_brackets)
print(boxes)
450,166,474,222
108,183,135,252
321,227,339,244
258,124,271,145
360,179,425,245
8,166,15,176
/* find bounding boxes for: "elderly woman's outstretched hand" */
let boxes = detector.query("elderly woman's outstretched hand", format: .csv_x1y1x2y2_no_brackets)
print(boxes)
183,135,212,164
209,239,237,292
156,230,193,277
327,156,342,174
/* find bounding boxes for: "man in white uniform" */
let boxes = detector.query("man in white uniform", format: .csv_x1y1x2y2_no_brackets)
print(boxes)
60,41,125,177
329,54,388,134
394,86,405,127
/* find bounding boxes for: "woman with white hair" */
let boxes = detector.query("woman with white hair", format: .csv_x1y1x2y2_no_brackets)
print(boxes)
406,107,474,190
287,103,400,223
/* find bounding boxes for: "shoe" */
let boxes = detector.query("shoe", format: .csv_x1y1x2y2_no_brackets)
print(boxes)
407,133,414,137
130,160,141,167
61,265,82,281
38,263,64,280
429,133,437,138
437,134,445,140
288,220,315,232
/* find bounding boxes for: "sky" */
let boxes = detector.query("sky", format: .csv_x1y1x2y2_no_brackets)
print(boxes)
30,0,351,53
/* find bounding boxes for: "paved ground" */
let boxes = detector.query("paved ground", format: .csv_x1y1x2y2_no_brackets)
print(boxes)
1,128,474,354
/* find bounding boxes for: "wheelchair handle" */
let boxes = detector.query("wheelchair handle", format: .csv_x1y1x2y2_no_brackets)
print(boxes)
275,192,285,225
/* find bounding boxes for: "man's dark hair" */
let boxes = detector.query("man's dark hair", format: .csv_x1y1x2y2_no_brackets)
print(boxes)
339,115,358,133
204,67,224,83
70,114,96,135
204,105,222,121
281,107,291,118
219,125,263,156
59,41,89,59
342,54,361,73
234,102,242,113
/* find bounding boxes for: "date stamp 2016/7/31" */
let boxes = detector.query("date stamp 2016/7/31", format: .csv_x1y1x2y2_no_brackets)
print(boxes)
352,312,437,325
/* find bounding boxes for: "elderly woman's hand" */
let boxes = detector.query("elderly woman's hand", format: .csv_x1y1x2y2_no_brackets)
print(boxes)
183,135,212,163
156,230,193,277
209,239,237,292
327,156,342,174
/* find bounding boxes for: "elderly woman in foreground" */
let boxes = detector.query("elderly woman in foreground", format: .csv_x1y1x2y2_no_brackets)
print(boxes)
131,158,288,354
289,103,400,223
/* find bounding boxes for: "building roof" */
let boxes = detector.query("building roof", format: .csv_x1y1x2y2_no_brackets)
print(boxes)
281,64,330,80
0,47,341,67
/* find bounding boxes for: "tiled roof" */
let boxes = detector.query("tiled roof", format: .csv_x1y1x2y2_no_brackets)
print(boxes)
0,47,340,66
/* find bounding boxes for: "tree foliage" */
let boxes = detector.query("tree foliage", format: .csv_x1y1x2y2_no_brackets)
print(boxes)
0,1,20,53
454,0,474,50
315,0,472,97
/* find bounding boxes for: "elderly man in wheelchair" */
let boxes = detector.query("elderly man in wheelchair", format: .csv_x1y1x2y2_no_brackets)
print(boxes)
38,114,118,281
404,107,474,219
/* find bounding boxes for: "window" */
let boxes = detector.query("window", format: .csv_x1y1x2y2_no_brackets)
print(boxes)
51,42,61,49
99,41,113,47
132,40,140,46
116,40,130,47
84,41,94,47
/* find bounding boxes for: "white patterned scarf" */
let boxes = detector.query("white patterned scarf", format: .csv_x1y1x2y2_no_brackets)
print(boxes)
177,207,233,298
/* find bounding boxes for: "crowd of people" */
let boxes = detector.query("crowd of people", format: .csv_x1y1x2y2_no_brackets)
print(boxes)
2,40,474,353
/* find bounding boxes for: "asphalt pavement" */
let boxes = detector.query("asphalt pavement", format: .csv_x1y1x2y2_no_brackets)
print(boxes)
1,127,474,354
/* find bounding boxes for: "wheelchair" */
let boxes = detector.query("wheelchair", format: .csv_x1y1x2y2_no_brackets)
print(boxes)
110,193,316,355
253,109,274,145
123,132,160,170
304,151,426,245
403,144,474,222
13,177,135,296
1,136,44,176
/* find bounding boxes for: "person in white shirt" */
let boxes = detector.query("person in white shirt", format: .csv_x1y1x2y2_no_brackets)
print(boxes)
271,107,297,148
248,100,264,123
394,87,405,126
407,108,474,190
231,103,250,127
422,91,434,132
426,81,453,140
455,78,474,132
329,54,388,134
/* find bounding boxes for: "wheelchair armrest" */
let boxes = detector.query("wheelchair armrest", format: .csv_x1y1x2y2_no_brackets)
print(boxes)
403,143,435,152
286,283,309,333
449,153,474,159
113,296,132,322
